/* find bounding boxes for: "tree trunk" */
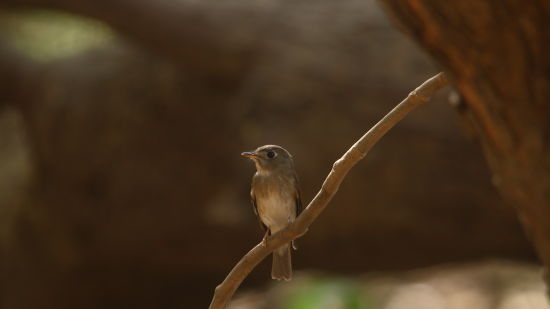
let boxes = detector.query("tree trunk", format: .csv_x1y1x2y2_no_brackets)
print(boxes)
379,0,550,283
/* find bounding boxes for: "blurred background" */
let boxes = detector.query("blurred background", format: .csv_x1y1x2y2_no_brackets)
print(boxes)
0,0,546,308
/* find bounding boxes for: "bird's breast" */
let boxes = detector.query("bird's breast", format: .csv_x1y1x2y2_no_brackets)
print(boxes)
253,175,297,233
257,193,296,233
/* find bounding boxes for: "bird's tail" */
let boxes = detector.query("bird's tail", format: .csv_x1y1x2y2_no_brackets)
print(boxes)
272,244,292,281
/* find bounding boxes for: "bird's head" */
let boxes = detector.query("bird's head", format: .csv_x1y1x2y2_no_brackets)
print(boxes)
241,145,294,174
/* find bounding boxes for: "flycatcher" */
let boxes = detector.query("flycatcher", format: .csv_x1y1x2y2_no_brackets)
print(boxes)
241,145,302,281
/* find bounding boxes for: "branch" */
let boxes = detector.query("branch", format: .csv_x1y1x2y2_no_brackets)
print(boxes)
209,72,449,309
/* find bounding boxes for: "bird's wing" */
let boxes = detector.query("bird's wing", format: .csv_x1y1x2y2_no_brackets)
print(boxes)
294,174,304,217
292,174,303,250
251,188,268,233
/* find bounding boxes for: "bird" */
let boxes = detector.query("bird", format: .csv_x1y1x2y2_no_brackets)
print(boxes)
241,145,302,281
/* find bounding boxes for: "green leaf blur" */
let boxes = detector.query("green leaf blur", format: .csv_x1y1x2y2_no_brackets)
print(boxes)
0,9,112,61
283,278,372,309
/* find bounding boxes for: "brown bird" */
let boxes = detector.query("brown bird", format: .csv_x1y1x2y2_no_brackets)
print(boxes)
241,145,302,281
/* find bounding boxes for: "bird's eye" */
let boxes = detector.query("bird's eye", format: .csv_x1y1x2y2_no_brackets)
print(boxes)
267,151,275,158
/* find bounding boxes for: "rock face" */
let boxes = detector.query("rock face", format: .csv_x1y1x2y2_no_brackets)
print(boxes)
0,0,533,308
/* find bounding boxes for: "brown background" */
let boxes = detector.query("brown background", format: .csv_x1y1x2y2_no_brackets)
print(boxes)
0,0,536,308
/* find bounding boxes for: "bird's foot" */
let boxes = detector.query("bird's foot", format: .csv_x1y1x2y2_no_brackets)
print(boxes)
261,231,269,247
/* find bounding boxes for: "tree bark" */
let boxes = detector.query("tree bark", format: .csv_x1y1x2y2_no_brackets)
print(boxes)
379,0,550,281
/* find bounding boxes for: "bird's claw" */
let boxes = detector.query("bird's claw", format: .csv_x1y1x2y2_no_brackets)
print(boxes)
261,232,269,247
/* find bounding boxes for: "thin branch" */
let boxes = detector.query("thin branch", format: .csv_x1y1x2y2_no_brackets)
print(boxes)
209,72,449,309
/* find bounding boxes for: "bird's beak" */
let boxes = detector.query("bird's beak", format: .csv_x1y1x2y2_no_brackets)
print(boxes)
241,151,258,159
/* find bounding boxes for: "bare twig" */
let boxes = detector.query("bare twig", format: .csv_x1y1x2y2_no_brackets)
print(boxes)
209,72,449,309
